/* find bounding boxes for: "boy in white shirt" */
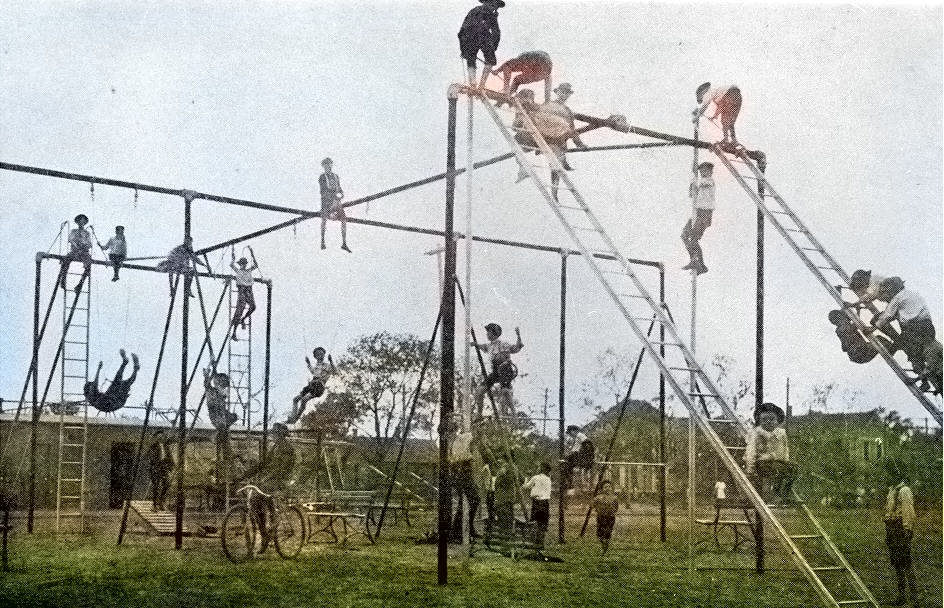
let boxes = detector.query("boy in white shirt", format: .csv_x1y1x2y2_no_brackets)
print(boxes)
288,347,336,424
681,161,715,275
229,248,259,341
472,323,523,417
58,214,93,291
867,277,938,391
745,402,797,506
522,461,552,547
98,225,127,282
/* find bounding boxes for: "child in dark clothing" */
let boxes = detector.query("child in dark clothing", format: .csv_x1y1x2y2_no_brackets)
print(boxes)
458,0,504,89
828,309,891,364
593,479,619,553
84,349,140,413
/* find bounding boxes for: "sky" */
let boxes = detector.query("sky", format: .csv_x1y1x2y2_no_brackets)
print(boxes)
0,1,941,433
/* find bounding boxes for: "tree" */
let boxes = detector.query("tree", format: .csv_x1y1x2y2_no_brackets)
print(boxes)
334,332,440,463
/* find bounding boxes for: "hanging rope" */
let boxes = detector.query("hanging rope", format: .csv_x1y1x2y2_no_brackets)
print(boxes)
117,274,180,544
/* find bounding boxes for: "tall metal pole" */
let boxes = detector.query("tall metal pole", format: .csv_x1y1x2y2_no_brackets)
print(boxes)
687,105,699,579
461,81,475,552
659,265,667,542
557,251,568,543
263,280,272,457
438,90,459,585
27,255,42,532
176,192,193,549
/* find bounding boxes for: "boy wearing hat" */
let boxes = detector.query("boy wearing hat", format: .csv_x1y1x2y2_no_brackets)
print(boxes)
745,402,797,506
58,214,94,291
694,82,742,145
458,0,504,90
868,277,937,391
845,269,887,308
288,347,336,424
318,157,350,252
681,161,715,275
98,225,127,281
471,323,523,417
492,50,552,99
883,460,918,605
229,247,258,340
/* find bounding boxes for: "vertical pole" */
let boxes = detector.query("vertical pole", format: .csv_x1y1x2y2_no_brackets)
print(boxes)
461,81,475,552
687,103,699,579
263,280,272,457
176,192,193,549
754,158,767,574
659,266,667,542
27,255,42,533
438,91,459,585
557,251,567,544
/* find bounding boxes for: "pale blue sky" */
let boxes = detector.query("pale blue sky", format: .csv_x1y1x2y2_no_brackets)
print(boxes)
1,2,941,429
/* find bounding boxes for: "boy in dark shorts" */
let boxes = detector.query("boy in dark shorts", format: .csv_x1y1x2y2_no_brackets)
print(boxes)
828,309,891,364
319,157,350,252
458,0,504,89
229,248,258,340
84,349,140,413
472,323,523,417
288,347,336,424
522,461,552,548
883,460,918,606
593,479,619,553
58,214,93,291
98,225,127,281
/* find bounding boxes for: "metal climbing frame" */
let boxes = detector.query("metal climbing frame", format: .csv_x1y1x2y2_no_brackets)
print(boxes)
227,280,253,427
474,88,878,608
713,146,942,426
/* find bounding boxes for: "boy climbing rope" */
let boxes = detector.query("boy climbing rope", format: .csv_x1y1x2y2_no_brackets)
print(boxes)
694,82,742,147
229,247,258,341
58,214,93,291
492,50,552,98
458,0,504,89
681,161,715,275
318,157,351,252
97,225,127,282
204,366,238,431
472,323,523,417
84,349,140,413
287,347,336,425
157,236,208,297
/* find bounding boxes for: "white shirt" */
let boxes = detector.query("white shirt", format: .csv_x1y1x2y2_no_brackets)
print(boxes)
485,339,516,365
690,175,715,210
103,236,127,257
714,480,727,500
450,430,474,462
876,289,931,325
523,473,552,500
565,431,588,455
307,359,330,381
884,483,916,530
745,426,790,471
233,267,253,287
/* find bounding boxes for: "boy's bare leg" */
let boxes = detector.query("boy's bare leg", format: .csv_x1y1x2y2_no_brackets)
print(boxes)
320,217,328,250
340,211,351,252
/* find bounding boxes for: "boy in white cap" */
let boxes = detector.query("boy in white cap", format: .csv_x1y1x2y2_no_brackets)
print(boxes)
318,157,350,252
458,0,504,89
694,82,742,146
229,247,258,340
867,277,938,391
681,161,715,275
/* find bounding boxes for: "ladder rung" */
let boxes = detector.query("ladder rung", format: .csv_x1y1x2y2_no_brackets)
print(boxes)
784,228,808,233
835,601,870,606
63,357,87,362
799,247,823,252
60,478,83,483
630,317,666,323
64,340,87,345
668,366,699,372
70,324,88,328
789,534,821,539
771,210,791,215
689,392,719,398
723,446,746,451
555,204,584,211
64,374,87,379
62,443,85,448
61,461,83,465
652,341,683,347
812,566,844,572
618,293,647,299
708,418,737,424
59,495,81,500
816,266,838,271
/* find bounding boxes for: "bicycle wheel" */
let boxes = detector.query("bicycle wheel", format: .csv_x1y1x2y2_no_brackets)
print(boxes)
222,505,256,563
273,505,306,559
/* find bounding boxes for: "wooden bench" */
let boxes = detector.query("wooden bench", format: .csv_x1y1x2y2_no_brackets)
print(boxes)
695,498,758,552
300,495,375,546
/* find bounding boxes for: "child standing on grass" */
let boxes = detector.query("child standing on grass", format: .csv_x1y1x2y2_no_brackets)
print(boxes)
98,225,127,281
288,347,336,424
493,455,517,540
593,479,619,553
522,461,552,548
883,461,918,606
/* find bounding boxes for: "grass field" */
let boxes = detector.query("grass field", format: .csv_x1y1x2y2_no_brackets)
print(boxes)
0,505,940,608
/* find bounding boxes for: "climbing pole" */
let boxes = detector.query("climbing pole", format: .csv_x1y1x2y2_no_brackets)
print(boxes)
472,87,878,608
713,146,942,426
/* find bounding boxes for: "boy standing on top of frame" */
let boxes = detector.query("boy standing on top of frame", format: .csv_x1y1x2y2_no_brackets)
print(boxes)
458,0,504,89
97,225,127,281
694,82,742,147
681,161,714,275
229,247,258,341
319,157,351,252
471,323,523,417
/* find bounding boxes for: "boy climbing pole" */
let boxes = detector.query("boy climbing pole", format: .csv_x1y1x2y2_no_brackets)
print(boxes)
229,247,258,341
472,323,523,418
458,0,504,89
84,349,140,413
287,347,336,425
319,157,351,252
694,82,742,147
681,161,715,275
58,214,93,291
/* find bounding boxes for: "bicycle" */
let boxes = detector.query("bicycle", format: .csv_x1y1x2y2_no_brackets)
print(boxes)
221,484,306,563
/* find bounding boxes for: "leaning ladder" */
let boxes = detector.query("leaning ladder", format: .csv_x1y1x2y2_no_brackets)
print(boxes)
56,266,91,533
713,146,942,426
475,89,878,608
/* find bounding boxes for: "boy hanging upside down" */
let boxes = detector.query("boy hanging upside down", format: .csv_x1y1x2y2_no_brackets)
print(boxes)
472,323,523,418
84,349,140,413
287,347,336,425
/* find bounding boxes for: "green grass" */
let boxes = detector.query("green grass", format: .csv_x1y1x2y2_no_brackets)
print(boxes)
0,505,940,607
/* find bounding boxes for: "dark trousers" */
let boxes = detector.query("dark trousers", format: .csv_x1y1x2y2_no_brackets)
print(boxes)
896,317,936,374
150,469,169,510
450,461,480,538
109,253,126,279
754,459,797,501
681,209,713,265
885,519,917,599
530,498,550,547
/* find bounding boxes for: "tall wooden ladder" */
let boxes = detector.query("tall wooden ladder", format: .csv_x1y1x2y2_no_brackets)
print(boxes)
226,281,252,427
475,89,878,608
56,266,91,533
712,145,942,426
